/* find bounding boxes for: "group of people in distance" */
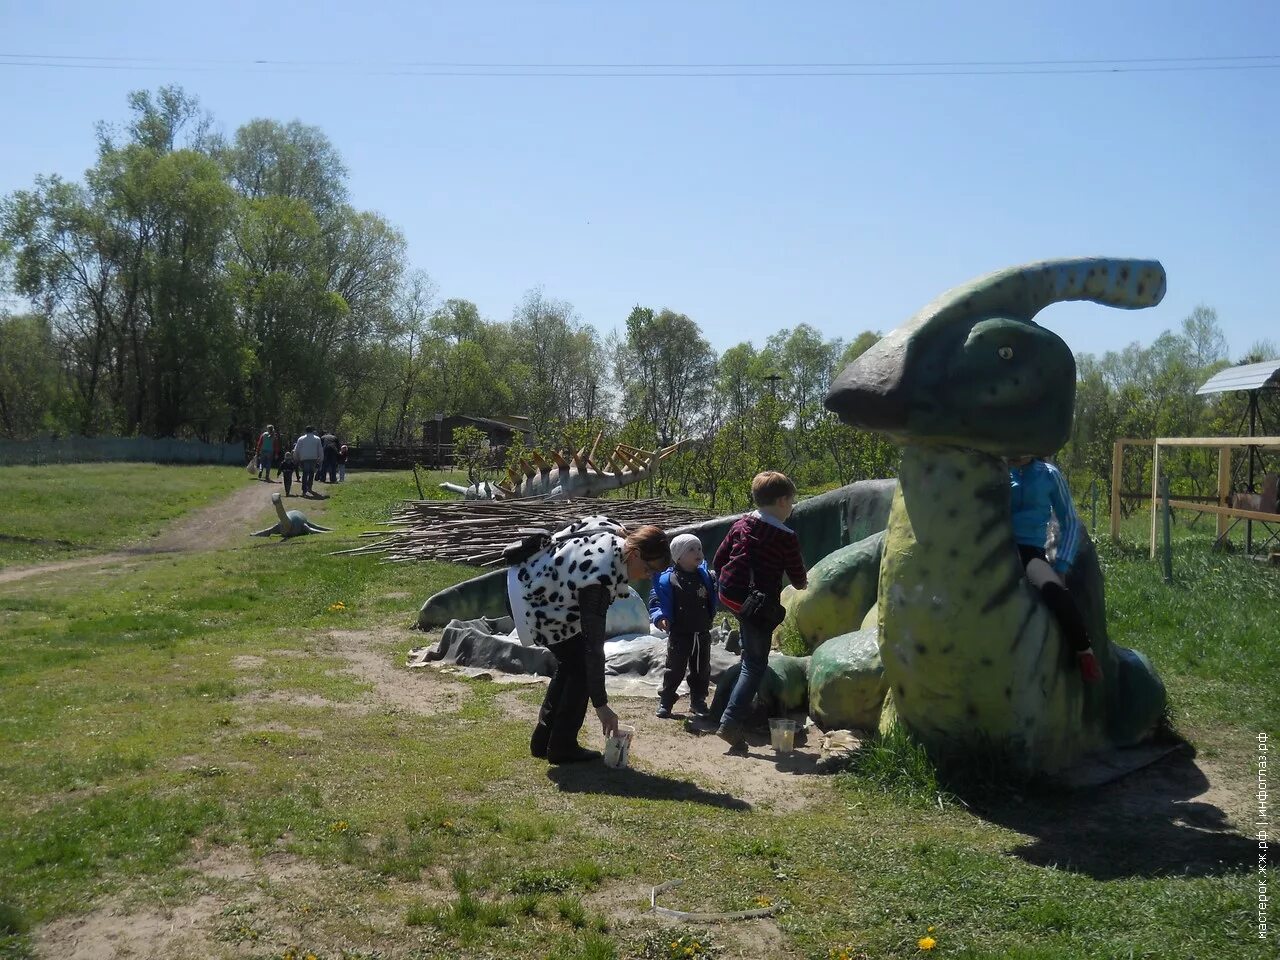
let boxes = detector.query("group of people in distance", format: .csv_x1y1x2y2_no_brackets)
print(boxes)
253,425,349,498
508,458,1098,766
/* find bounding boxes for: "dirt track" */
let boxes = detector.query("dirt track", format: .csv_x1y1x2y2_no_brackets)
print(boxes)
0,480,277,586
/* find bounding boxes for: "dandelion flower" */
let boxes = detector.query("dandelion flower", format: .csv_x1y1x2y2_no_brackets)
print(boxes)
928,925,936,933
918,935,937,951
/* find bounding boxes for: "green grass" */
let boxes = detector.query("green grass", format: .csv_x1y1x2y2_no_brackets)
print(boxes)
0,466,1275,958
0,463,247,568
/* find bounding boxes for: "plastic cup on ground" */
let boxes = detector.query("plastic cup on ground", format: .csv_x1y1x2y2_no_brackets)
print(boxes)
769,718,798,754
603,724,636,769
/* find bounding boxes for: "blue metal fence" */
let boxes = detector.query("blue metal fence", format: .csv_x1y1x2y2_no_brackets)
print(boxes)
0,435,245,467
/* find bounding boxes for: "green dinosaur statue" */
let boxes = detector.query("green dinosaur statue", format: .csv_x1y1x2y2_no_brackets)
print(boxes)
822,257,1169,775
251,493,332,539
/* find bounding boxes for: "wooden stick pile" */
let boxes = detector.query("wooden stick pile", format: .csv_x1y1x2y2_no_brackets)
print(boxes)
335,497,715,566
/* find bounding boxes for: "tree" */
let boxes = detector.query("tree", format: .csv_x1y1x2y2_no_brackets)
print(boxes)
614,307,716,446
0,312,59,439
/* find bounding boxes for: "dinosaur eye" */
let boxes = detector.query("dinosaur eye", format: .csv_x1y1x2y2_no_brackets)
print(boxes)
997,346,1014,360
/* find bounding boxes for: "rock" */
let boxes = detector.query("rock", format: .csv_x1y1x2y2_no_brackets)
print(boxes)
809,627,887,732
778,530,885,653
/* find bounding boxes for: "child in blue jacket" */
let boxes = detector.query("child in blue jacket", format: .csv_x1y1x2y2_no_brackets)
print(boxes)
648,533,718,719
1009,456,1101,683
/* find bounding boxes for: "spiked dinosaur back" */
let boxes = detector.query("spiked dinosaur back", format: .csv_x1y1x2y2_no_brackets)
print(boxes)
440,435,686,501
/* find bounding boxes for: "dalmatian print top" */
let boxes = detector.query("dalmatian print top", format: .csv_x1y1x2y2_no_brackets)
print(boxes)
508,516,632,646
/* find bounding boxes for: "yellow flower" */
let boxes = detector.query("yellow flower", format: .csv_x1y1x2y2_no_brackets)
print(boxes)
918,935,937,950
330,820,348,833
928,925,936,933
305,954,317,960
754,894,773,907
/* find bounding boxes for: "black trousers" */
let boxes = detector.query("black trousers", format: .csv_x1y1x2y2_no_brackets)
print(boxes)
532,634,591,757
1018,544,1090,653
659,630,710,707
322,450,338,483
282,471,294,495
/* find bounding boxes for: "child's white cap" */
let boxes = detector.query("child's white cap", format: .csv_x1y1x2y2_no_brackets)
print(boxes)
669,534,703,565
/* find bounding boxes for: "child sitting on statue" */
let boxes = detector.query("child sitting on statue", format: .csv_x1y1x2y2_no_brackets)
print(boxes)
648,534,718,719
1008,455,1102,684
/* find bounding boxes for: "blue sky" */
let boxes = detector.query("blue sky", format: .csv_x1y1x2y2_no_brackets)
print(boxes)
2,1,1276,363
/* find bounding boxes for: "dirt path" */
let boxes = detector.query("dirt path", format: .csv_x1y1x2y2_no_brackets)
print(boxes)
0,480,276,586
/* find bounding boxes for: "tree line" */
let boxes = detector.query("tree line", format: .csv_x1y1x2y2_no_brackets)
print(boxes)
2,87,1275,512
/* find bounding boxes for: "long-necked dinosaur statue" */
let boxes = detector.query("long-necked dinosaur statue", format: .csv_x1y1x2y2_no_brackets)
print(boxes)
440,437,685,500
819,257,1168,775
251,492,332,539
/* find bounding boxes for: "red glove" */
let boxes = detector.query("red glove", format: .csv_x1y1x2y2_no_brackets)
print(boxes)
1077,650,1103,684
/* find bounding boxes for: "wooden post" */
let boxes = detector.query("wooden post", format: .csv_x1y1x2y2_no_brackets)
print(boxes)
1110,440,1124,541
1160,474,1173,582
1149,441,1161,559
1217,446,1232,540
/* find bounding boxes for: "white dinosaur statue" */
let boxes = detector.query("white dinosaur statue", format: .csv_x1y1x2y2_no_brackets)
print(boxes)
440,436,685,500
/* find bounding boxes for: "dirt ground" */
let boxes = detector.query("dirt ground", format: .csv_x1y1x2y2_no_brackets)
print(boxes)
0,479,278,586
18,486,1262,958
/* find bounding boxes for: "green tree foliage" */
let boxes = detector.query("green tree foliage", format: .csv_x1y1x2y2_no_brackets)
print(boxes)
451,424,491,486
0,312,60,439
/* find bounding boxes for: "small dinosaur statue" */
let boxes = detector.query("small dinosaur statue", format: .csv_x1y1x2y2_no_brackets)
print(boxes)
440,438,685,500
251,493,332,539
822,257,1169,775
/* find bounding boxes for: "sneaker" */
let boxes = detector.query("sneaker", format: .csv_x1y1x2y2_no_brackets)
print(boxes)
655,704,673,720
1077,650,1103,684
689,698,709,717
546,745,602,765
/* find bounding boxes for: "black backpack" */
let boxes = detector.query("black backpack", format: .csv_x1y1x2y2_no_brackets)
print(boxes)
502,528,552,566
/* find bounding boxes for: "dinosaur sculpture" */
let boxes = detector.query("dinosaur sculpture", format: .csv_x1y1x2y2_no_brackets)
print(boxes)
415,258,1171,780
440,437,685,500
818,256,1169,775
251,493,332,539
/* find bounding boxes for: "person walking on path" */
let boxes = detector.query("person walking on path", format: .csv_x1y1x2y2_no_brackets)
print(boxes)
321,430,339,484
293,426,324,497
337,444,349,482
255,425,277,481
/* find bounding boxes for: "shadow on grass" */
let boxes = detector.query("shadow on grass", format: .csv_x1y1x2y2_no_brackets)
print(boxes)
546,764,751,811
967,744,1257,880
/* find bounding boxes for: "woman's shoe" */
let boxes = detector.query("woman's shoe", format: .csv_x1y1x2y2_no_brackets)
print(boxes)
546,745,602,765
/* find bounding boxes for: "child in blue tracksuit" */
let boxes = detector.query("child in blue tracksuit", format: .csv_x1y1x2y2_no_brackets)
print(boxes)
648,533,718,719
1009,456,1101,683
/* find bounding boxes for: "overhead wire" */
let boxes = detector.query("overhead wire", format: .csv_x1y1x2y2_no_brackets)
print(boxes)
1,51,1279,78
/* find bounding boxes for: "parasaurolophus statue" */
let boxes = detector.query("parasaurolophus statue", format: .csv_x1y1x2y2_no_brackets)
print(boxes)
251,493,332,539
816,256,1169,775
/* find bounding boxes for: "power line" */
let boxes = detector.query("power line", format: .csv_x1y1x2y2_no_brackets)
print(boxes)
3,51,1279,68
0,52,1279,78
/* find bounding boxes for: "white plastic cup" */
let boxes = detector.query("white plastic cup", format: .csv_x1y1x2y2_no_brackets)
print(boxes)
603,724,636,769
769,718,798,754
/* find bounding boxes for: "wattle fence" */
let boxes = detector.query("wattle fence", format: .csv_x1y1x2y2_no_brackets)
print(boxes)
0,435,245,467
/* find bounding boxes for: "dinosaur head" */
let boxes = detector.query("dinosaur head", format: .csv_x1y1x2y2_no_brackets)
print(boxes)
825,258,1165,457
